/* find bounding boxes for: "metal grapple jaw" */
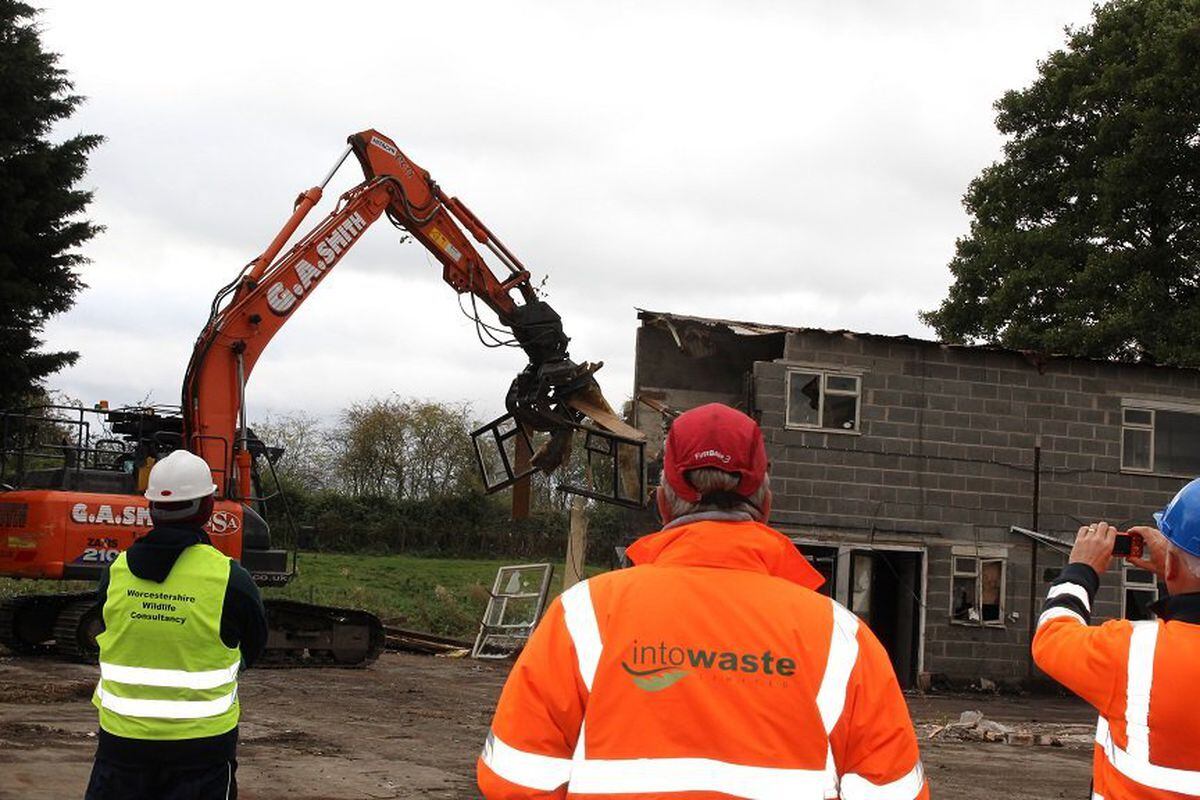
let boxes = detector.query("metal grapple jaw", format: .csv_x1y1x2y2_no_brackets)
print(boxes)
470,359,648,509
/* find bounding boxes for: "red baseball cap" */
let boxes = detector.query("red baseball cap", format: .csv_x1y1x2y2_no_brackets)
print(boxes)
662,403,768,503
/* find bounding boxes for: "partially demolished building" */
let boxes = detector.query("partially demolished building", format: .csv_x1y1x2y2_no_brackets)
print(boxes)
633,310,1200,686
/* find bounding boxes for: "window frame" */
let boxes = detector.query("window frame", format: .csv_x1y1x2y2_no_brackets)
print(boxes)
1122,564,1159,621
784,367,863,435
949,553,1007,629
1120,399,1200,478
1120,406,1155,474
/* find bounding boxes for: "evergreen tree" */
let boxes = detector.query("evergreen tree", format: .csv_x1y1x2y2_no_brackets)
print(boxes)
0,1,102,408
922,0,1200,365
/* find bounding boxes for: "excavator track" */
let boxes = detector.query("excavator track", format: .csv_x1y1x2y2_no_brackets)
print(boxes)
53,598,104,662
1,593,383,669
0,592,94,656
258,599,385,668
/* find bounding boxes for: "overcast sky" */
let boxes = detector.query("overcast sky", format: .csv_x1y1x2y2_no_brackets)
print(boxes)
34,0,1097,425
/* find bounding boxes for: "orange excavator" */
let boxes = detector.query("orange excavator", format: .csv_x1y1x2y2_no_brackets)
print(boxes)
0,129,645,665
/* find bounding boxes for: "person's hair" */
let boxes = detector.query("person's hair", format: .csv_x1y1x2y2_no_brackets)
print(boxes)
662,468,770,521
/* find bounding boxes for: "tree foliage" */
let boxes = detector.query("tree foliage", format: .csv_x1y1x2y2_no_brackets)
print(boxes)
251,411,330,493
252,396,638,561
922,0,1200,364
0,1,102,408
331,396,479,499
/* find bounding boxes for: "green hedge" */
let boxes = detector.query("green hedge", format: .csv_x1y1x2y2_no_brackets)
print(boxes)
261,486,646,564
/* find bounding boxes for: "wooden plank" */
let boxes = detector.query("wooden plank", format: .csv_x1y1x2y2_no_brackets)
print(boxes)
565,391,645,441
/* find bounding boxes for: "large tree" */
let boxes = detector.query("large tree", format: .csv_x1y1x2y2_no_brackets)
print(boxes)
331,396,479,499
0,1,101,409
922,0,1200,364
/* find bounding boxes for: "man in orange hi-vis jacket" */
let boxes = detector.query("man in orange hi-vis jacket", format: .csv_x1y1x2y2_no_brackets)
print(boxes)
1034,478,1200,800
477,403,928,800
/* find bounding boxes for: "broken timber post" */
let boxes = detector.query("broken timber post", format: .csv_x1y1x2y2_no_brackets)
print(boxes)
564,493,590,590
510,427,533,520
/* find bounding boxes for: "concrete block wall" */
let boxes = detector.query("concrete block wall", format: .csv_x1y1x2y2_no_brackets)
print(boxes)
751,330,1198,681
634,320,785,465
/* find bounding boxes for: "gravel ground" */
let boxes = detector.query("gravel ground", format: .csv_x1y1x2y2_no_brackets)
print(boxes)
0,651,1095,799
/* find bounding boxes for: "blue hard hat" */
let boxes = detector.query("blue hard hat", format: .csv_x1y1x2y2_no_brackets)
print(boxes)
1153,478,1200,558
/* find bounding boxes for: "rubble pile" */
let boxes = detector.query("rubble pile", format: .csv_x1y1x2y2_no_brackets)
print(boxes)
921,710,1095,749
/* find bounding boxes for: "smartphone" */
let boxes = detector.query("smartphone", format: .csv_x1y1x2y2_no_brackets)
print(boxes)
1113,532,1144,559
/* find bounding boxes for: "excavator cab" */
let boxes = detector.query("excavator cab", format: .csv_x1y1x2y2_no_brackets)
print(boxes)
0,403,314,660
0,403,292,586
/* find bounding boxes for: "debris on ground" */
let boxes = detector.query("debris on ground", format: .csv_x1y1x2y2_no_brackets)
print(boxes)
920,709,1094,749
383,626,472,657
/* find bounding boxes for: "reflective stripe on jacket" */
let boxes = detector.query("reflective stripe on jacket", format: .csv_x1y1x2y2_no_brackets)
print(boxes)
477,520,929,799
92,544,241,740
1033,563,1200,799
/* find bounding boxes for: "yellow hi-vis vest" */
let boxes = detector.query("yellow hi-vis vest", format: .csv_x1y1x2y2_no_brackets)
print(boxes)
92,544,241,740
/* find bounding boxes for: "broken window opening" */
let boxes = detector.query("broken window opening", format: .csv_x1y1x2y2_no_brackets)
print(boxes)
951,576,979,623
785,368,862,433
851,554,872,617
980,559,1003,624
950,556,1006,628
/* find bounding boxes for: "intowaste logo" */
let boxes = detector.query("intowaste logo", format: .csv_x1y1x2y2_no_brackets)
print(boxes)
621,638,798,692
622,662,690,692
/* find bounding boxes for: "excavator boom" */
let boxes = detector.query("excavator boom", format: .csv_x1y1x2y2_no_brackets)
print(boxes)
183,129,644,507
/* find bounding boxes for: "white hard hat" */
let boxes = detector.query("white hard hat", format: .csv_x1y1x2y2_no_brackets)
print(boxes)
145,450,218,502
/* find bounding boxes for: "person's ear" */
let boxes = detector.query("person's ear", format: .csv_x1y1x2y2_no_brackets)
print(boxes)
1165,548,1182,583
656,485,672,525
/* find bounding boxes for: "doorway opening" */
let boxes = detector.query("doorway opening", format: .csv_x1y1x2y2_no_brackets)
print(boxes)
794,542,925,689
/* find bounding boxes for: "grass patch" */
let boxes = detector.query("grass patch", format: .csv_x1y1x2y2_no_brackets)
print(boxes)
265,552,603,639
0,554,604,640
0,577,94,598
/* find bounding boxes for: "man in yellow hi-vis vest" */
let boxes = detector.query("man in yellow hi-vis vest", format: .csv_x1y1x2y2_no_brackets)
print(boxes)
85,450,267,800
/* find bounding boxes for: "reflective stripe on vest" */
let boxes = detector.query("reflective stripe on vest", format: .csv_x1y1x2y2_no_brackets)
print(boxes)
99,660,240,690
482,730,573,791
1047,582,1092,612
819,604,861,791
561,581,602,692
1038,605,1087,628
566,755,833,797
482,580,924,799
95,682,238,720
1093,620,1200,795
841,761,926,800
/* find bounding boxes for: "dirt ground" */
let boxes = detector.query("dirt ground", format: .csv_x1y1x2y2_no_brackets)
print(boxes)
0,651,1096,799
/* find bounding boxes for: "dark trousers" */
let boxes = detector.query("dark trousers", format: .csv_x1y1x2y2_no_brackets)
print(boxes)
84,758,237,800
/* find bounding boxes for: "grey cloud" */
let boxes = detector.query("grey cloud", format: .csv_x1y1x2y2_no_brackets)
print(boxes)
35,0,1097,419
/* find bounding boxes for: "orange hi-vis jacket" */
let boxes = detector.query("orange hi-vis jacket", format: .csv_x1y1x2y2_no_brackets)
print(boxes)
477,519,929,799
1033,562,1200,799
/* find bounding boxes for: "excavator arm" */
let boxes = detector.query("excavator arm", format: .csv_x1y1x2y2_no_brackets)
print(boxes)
182,129,643,508
348,131,609,445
